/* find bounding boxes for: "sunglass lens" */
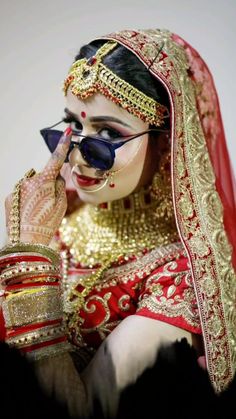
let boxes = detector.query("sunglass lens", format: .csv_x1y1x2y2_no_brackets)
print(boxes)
81,139,114,170
40,129,62,151
40,129,71,163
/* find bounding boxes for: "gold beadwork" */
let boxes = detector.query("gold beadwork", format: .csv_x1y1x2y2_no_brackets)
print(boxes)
60,182,178,269
63,41,168,126
9,169,36,244
2,286,62,328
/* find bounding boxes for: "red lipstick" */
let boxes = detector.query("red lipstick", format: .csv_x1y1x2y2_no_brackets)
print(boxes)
74,173,102,187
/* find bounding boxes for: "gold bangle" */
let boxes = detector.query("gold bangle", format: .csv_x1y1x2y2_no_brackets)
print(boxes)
2,286,62,328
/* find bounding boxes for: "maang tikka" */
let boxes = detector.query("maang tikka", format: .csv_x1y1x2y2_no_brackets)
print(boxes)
63,41,168,127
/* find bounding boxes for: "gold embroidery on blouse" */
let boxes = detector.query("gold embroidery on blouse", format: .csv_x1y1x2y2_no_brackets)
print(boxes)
96,242,184,289
138,261,199,327
61,243,186,348
138,288,199,328
118,295,131,312
67,292,120,345
61,243,184,309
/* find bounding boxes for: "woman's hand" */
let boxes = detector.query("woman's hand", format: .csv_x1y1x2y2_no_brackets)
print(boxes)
5,128,72,245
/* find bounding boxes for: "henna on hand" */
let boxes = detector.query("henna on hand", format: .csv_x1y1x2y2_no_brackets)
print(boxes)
5,129,72,245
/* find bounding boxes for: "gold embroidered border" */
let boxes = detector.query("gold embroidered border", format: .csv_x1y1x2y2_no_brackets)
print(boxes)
98,242,184,288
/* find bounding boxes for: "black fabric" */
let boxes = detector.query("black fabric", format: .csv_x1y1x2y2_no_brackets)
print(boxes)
0,340,235,419
0,342,70,419
116,339,216,419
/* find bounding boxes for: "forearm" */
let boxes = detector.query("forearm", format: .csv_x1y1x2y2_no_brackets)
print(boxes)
0,243,68,358
0,243,87,418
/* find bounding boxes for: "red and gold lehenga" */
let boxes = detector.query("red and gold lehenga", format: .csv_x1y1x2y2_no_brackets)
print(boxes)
0,29,236,407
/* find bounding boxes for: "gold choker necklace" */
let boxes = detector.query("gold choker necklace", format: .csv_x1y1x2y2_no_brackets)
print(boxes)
59,185,179,268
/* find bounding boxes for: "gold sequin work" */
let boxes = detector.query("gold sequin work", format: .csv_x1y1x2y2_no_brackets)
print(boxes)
59,186,179,268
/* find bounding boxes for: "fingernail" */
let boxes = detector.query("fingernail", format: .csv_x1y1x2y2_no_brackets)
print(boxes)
64,127,72,136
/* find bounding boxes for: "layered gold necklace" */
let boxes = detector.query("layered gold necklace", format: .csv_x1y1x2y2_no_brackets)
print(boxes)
59,183,179,269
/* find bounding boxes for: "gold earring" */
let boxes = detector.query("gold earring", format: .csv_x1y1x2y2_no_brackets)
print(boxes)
108,172,115,188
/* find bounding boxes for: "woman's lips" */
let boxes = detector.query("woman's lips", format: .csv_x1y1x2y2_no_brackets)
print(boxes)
73,173,102,187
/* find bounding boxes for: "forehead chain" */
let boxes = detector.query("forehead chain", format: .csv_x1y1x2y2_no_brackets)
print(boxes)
63,41,168,127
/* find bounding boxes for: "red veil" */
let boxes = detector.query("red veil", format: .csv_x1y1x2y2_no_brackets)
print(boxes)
96,29,236,392
62,29,236,392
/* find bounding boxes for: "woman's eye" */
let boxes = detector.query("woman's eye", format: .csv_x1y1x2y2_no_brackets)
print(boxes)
98,128,121,140
63,116,82,132
71,121,82,132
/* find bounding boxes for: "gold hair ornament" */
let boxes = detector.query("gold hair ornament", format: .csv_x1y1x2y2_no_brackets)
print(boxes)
63,41,168,127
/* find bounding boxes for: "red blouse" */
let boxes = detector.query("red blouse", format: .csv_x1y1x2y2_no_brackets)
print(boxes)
62,242,202,350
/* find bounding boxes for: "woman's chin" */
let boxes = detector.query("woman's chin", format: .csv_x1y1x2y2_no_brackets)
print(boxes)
76,185,136,205
77,190,103,205
75,187,109,205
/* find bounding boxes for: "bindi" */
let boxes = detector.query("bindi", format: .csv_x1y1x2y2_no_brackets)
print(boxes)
81,111,86,119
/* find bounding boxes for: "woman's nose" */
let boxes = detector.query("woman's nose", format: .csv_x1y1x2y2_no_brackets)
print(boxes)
69,135,87,166
69,127,95,167
69,144,87,166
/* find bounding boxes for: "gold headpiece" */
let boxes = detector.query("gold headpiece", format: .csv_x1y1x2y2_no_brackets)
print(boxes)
63,41,168,126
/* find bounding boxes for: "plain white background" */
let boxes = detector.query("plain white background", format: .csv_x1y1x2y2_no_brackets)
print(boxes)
0,0,235,245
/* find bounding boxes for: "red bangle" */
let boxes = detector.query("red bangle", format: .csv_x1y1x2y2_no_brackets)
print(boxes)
0,254,53,270
5,281,60,292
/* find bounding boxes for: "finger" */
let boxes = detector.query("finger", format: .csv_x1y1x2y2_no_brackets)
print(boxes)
44,127,72,176
55,175,66,198
60,163,75,190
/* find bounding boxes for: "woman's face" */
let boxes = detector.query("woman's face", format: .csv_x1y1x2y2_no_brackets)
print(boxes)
65,89,152,205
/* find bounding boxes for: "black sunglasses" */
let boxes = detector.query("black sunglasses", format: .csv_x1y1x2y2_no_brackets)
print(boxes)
40,120,164,171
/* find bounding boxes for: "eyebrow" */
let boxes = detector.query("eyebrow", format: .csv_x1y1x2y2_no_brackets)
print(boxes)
64,108,132,128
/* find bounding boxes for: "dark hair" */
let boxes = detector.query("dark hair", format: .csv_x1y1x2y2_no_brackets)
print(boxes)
75,40,170,128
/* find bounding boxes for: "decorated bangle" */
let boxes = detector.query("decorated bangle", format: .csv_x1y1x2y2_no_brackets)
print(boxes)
0,243,60,266
2,285,63,328
0,242,70,360
0,262,60,285
5,320,70,361
6,323,66,349
8,277,60,286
